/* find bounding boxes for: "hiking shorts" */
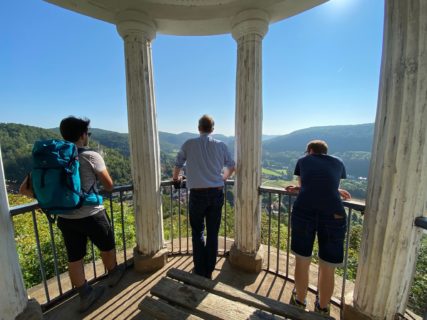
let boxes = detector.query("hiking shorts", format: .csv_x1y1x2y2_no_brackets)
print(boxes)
291,208,347,267
57,210,115,262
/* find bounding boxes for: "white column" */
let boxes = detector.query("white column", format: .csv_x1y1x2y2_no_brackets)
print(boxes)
0,149,42,319
348,1,427,319
229,9,268,273
116,11,167,272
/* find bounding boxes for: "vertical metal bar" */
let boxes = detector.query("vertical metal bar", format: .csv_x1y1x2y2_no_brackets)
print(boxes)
109,193,115,239
267,192,272,270
276,194,282,273
32,210,50,302
341,208,353,310
47,220,63,295
224,183,227,254
170,185,174,254
120,190,127,264
286,195,292,278
178,188,182,253
90,241,97,278
186,189,189,254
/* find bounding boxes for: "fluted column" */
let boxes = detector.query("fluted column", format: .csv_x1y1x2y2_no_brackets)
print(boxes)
229,9,269,273
345,1,427,319
0,149,42,319
116,11,167,272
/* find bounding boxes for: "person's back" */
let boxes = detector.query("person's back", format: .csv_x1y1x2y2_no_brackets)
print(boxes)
293,153,346,214
173,115,235,279
179,134,231,189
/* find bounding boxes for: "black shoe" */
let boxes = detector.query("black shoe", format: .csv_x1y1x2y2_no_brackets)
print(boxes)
289,288,306,310
107,264,126,287
79,285,105,313
314,295,330,316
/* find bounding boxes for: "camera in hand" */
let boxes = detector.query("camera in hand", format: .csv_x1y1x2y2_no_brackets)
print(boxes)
173,177,187,190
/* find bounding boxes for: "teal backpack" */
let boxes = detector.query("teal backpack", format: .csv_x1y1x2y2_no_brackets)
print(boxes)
31,139,102,218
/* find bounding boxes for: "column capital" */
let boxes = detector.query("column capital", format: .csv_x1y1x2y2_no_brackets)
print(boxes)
231,9,269,41
116,10,157,41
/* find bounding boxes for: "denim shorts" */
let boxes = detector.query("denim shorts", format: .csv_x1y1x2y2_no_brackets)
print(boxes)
291,208,347,266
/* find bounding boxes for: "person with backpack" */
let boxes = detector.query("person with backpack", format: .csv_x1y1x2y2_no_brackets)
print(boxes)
19,116,125,312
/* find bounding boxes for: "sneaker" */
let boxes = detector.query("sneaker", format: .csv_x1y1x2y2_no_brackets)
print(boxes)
289,288,306,310
79,285,105,313
314,296,330,316
107,264,126,288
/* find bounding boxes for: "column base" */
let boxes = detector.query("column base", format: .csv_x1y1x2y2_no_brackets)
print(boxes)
133,247,168,273
343,302,373,320
228,243,264,273
15,299,43,320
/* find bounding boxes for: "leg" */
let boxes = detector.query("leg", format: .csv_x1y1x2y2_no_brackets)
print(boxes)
294,256,311,303
317,213,346,310
318,262,335,308
100,249,117,271
89,211,117,272
290,211,316,304
68,259,86,288
205,190,224,278
189,191,208,276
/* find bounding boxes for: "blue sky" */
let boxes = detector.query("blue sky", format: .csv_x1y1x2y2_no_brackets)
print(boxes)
0,0,384,136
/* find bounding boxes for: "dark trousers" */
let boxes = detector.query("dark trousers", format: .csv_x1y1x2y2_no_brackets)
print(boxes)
189,188,224,278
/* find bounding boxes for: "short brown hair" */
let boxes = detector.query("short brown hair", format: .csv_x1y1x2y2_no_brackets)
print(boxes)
198,115,214,133
306,140,328,154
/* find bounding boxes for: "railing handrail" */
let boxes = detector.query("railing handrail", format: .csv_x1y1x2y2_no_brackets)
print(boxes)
415,216,427,230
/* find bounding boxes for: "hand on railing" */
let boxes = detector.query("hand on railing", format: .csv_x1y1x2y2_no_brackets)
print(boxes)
339,188,352,200
285,185,300,194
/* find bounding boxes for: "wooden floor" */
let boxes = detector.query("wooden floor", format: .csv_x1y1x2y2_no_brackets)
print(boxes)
42,254,343,320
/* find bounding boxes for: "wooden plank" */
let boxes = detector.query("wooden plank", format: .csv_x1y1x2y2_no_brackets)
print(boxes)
167,268,333,320
139,296,203,320
151,277,286,320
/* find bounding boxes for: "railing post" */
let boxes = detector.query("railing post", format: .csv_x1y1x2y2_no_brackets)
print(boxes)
0,148,42,319
116,10,167,273
345,1,427,318
229,9,269,273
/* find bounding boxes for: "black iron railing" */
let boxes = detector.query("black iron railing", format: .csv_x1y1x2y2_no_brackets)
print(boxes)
11,181,425,315
9,185,134,311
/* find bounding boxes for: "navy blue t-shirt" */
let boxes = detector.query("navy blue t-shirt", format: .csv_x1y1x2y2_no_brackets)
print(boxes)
293,154,347,215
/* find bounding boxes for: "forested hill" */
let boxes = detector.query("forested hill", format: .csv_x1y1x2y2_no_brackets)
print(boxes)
263,123,374,153
1,122,374,191
1,123,131,189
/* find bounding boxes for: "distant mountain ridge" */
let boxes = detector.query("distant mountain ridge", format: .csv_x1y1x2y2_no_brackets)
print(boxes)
1,122,374,189
263,123,374,153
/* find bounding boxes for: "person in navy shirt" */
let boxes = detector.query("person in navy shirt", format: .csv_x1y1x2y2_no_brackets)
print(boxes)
173,115,235,279
286,140,351,315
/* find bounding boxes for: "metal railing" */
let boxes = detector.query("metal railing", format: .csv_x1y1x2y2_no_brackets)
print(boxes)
10,181,365,312
258,185,366,312
10,181,426,316
9,185,134,311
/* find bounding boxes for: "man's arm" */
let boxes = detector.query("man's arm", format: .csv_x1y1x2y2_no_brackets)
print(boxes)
222,166,235,181
97,169,114,192
338,188,352,200
285,176,301,193
19,174,35,198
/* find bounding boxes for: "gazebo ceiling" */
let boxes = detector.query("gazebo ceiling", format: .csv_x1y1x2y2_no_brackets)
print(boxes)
44,0,327,35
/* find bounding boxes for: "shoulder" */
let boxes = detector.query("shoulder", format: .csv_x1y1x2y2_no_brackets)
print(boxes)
80,150,104,162
328,154,344,164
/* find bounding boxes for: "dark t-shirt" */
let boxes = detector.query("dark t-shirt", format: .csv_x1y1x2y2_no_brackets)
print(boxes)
293,154,347,215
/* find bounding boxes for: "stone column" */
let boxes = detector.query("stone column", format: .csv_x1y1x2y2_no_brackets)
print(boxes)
229,9,269,273
0,149,42,320
345,1,427,319
116,11,167,273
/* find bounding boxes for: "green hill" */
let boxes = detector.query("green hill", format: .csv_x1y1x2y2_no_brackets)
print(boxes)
263,123,374,153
